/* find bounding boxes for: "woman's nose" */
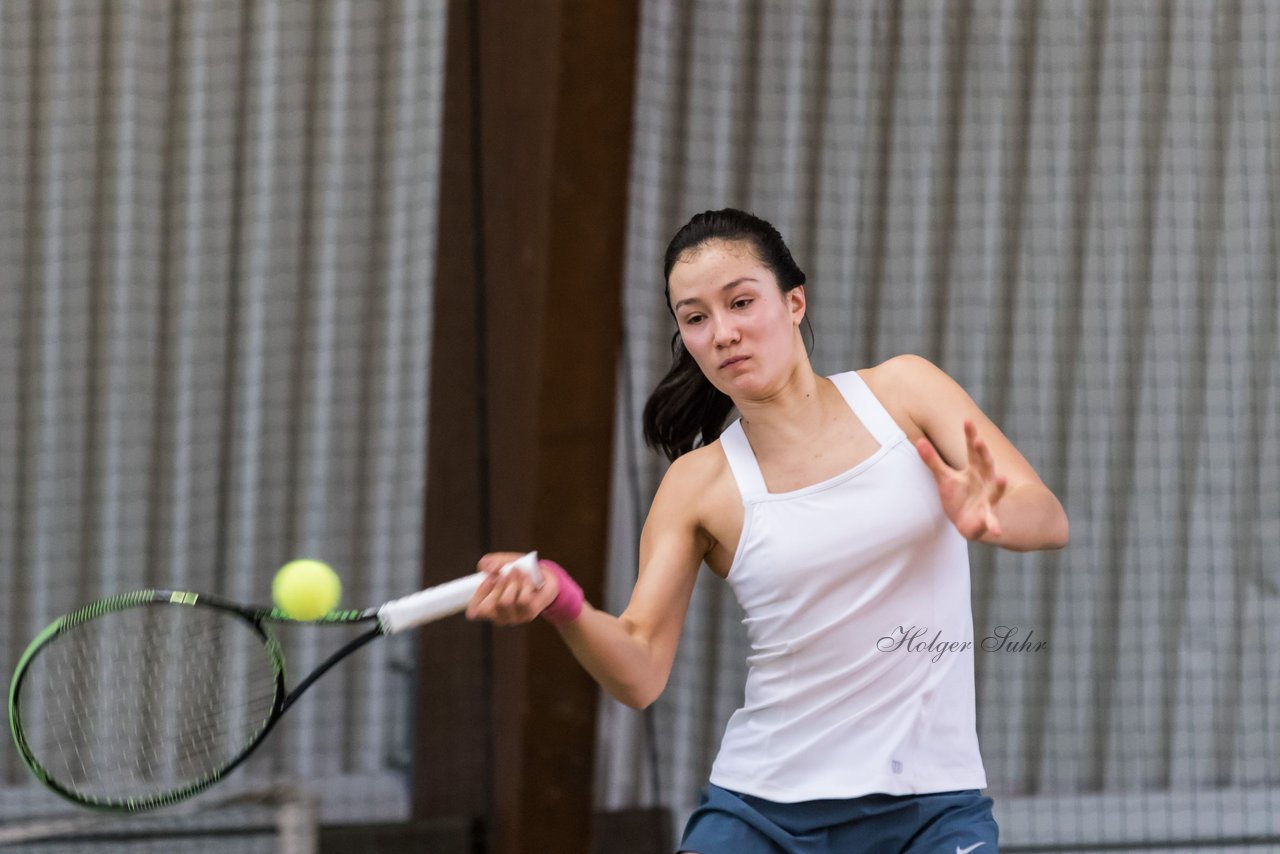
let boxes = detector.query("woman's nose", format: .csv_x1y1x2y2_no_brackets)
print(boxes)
711,315,740,345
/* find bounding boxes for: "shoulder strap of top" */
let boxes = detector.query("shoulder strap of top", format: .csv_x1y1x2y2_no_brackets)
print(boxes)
718,419,768,501
829,370,906,446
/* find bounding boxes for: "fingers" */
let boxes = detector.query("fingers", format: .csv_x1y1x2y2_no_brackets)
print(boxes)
915,436,954,482
476,551,527,575
956,499,1004,542
963,517,988,540
962,421,1003,490
923,425,1009,543
464,571,495,620
975,509,1003,540
990,474,1008,505
957,509,1001,542
977,442,997,479
467,551,559,626
964,421,992,476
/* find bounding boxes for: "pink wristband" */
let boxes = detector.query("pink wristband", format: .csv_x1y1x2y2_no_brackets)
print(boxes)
538,559,584,624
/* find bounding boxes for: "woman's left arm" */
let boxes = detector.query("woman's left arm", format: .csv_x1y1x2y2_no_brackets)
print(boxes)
880,355,1069,552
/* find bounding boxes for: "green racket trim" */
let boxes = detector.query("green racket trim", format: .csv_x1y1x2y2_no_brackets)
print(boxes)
265,607,373,623
8,590,290,813
9,590,160,790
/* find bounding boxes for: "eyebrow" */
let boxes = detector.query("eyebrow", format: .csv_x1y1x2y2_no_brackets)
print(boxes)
672,278,759,312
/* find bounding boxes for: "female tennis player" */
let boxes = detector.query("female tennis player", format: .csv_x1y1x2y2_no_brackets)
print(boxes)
468,209,1069,853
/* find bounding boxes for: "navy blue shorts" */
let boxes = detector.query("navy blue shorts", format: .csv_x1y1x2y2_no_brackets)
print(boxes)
679,784,998,854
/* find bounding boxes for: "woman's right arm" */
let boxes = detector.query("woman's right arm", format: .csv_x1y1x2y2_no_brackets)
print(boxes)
467,453,709,709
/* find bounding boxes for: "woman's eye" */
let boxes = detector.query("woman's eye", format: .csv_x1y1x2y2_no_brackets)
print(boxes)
732,299,752,309
683,315,703,325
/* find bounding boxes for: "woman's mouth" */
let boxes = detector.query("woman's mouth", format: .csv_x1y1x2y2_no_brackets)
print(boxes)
720,356,749,369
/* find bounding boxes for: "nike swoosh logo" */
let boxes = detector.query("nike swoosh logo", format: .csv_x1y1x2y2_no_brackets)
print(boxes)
956,844,986,854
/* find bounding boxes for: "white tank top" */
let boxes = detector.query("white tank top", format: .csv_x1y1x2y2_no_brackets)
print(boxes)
707,370,988,802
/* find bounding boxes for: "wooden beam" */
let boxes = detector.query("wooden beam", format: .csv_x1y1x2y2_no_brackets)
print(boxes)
417,2,639,852
413,0,489,826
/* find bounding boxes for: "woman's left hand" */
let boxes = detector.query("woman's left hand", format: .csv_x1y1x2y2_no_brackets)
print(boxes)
915,420,1008,542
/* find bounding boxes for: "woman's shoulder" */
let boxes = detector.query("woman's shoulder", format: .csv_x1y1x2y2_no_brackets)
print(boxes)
844,353,938,383
665,436,732,490
649,434,739,515
848,355,943,439
646,438,736,552
851,354,945,397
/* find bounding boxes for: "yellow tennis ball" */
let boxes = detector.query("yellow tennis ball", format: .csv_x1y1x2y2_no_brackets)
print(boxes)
272,559,341,621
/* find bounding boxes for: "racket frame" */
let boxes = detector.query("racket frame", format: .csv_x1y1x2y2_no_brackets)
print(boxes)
8,589,377,812
8,551,540,812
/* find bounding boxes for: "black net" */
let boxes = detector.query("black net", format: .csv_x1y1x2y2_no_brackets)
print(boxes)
14,604,278,808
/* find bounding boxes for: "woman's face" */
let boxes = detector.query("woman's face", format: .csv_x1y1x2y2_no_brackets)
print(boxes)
667,239,806,398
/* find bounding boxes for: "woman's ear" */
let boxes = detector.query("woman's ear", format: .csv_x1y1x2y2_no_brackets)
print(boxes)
788,285,806,323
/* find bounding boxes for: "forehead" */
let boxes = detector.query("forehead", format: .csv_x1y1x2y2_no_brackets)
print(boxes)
668,240,769,295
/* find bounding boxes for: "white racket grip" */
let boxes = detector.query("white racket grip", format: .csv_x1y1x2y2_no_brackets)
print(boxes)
377,551,542,634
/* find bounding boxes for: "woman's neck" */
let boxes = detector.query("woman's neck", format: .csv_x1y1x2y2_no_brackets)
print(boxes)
734,368,842,452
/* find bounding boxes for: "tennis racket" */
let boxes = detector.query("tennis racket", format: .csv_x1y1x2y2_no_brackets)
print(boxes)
8,551,542,812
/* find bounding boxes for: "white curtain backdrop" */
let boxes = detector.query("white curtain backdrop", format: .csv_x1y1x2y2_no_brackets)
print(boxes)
597,1,1280,848
0,0,446,823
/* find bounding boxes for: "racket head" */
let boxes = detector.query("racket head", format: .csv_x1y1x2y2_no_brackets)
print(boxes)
8,591,286,812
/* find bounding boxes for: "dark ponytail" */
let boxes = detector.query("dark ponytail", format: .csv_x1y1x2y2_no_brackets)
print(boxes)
642,209,808,461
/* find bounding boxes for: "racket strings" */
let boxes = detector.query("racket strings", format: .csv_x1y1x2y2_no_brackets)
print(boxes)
15,605,280,805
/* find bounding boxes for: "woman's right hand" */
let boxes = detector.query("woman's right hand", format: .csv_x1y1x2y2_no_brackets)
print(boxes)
466,551,560,626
